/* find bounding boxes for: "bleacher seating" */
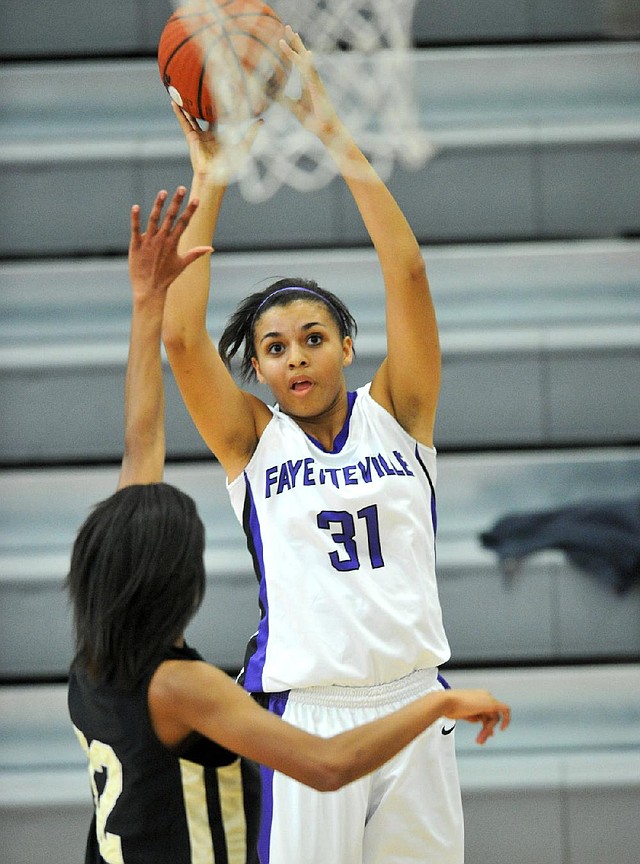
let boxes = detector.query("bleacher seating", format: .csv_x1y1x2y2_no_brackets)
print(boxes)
1,2,638,862
1,43,639,256
0,43,640,256
1,239,638,463
1,0,637,59
412,0,640,44
0,0,173,58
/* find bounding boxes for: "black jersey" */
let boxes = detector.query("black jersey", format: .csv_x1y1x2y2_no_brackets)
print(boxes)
68,642,260,864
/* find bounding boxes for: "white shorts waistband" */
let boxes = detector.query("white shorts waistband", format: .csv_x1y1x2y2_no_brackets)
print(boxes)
287,668,439,709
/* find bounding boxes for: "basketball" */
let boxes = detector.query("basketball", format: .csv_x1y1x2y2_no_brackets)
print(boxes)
157,0,291,123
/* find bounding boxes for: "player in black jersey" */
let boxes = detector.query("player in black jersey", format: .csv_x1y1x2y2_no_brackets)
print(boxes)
67,188,510,864
67,186,261,864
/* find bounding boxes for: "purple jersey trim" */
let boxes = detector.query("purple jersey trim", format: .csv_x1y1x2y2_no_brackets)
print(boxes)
258,693,290,863
413,441,437,535
242,477,270,693
304,390,357,454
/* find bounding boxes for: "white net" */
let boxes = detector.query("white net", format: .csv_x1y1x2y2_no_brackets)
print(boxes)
171,0,431,201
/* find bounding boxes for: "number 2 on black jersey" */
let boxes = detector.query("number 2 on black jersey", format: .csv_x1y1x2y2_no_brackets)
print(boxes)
317,504,385,571
73,726,125,864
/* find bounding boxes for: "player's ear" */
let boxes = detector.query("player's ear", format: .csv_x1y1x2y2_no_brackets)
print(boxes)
251,356,266,383
342,336,353,368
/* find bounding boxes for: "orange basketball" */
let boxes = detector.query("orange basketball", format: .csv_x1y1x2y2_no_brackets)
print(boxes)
157,0,291,123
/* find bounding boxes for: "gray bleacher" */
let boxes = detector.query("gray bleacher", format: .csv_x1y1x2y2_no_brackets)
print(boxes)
1,42,639,256
1,0,637,58
1,2,639,862
0,0,173,57
412,0,640,43
1,239,639,462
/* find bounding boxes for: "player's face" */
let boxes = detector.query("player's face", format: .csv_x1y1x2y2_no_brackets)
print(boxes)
251,300,353,417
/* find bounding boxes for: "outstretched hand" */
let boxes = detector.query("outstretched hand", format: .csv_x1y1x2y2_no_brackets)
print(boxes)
445,689,511,746
128,187,212,299
171,102,263,185
278,25,342,142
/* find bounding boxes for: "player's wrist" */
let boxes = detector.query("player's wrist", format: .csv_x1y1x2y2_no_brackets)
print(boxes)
191,170,228,192
436,690,456,718
315,115,348,146
130,287,168,315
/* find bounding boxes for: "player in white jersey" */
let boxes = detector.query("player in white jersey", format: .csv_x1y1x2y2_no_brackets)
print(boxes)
163,27,511,864
228,383,450,693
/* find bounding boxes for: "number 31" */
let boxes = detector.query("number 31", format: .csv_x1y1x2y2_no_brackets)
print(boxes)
317,504,384,571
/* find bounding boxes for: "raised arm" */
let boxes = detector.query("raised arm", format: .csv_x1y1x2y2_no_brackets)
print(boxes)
280,29,440,446
117,188,212,490
162,107,270,479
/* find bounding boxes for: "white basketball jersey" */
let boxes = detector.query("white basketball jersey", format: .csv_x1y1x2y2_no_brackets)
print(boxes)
227,384,450,692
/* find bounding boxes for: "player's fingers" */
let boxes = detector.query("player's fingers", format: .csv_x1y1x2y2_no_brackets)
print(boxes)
242,118,264,151
478,708,510,744
168,195,200,240
172,100,190,128
181,245,213,268
200,119,219,141
146,189,168,233
282,24,295,45
279,38,296,67
130,204,142,241
172,101,201,137
283,24,306,54
160,186,188,232
475,714,499,745
280,29,312,72
181,111,217,141
485,701,510,732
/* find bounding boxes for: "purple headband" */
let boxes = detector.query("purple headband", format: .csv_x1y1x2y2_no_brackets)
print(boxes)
253,286,338,324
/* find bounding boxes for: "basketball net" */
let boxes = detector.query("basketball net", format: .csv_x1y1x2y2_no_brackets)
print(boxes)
173,0,431,202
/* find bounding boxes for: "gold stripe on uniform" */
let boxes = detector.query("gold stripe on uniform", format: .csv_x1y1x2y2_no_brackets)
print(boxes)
180,758,214,864
217,759,248,864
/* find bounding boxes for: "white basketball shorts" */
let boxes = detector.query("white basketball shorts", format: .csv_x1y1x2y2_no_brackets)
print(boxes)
257,668,464,864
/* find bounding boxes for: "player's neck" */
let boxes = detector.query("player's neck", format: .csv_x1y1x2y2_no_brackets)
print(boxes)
291,390,350,452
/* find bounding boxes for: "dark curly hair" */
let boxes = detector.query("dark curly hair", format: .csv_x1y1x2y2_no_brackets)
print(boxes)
218,277,357,382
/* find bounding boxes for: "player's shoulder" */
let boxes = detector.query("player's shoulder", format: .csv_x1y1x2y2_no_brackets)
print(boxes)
150,656,231,704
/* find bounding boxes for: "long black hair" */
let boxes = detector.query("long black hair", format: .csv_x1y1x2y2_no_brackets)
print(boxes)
218,277,357,382
67,483,205,688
